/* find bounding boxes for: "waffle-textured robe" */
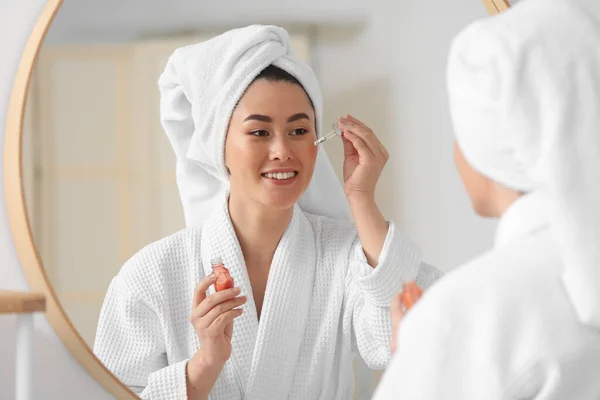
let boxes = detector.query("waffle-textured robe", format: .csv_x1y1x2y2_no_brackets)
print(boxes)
94,198,442,399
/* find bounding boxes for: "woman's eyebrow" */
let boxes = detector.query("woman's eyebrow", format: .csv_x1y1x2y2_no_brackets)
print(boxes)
243,113,311,123
243,114,272,122
287,113,310,122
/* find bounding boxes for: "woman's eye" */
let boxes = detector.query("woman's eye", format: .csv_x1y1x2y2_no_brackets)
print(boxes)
291,128,308,136
250,130,269,137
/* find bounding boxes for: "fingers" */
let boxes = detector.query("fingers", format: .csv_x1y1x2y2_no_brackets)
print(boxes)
193,274,217,308
338,117,374,157
341,133,357,158
347,115,389,158
391,282,423,328
338,115,388,162
199,295,247,328
401,282,423,310
211,308,244,333
342,130,373,159
346,114,371,133
341,123,386,164
194,287,242,317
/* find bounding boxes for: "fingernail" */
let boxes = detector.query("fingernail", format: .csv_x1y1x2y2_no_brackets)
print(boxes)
209,273,217,279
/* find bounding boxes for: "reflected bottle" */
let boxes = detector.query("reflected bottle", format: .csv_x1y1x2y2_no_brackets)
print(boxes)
210,257,235,292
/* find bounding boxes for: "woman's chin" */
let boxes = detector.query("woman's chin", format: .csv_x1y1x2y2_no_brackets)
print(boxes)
472,199,495,218
260,189,304,210
264,196,299,211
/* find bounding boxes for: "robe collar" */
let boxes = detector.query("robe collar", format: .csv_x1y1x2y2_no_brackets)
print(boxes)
200,192,317,398
494,191,551,249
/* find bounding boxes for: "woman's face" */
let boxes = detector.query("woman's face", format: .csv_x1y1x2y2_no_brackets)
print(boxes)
225,79,318,211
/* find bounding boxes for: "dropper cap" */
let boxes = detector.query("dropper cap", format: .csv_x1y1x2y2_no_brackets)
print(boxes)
314,123,342,146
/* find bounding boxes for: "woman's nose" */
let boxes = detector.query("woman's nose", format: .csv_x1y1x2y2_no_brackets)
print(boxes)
270,136,293,161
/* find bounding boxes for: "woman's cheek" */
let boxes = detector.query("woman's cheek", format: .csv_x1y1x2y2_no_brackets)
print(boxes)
304,143,318,179
307,139,318,158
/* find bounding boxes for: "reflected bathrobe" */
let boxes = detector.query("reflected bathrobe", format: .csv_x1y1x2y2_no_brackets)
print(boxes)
93,198,442,400
373,193,600,400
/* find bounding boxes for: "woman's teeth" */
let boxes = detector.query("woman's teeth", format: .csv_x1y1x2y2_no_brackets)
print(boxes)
263,171,297,180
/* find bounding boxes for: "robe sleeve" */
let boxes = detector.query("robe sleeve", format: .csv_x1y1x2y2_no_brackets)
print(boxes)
342,221,443,369
93,276,189,400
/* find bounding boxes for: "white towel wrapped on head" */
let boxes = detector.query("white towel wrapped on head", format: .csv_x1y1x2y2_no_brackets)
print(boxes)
158,24,351,225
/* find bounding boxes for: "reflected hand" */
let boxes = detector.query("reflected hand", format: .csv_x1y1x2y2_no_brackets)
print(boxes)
390,282,423,354
186,274,247,399
337,115,389,202
189,274,246,365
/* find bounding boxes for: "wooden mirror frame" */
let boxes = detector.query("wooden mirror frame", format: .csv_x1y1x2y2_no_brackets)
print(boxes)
483,0,511,15
3,0,509,398
3,0,137,397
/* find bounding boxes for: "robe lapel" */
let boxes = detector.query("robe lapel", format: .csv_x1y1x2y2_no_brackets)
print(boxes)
200,198,259,393
245,205,317,399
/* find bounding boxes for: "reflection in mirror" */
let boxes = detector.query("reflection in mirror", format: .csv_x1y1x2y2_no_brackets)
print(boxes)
19,1,448,399
22,2,391,399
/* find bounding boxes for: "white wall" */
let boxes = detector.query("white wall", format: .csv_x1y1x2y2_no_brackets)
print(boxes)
4,0,599,398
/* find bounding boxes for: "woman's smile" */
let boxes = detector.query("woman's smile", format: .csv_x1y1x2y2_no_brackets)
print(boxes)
261,169,299,186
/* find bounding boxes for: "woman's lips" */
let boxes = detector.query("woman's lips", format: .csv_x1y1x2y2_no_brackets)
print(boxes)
261,171,298,185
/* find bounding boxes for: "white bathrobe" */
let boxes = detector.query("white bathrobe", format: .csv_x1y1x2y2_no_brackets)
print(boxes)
373,193,600,400
94,195,441,400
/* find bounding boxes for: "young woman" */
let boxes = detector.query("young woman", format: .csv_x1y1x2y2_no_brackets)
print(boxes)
375,0,600,398
93,25,440,400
